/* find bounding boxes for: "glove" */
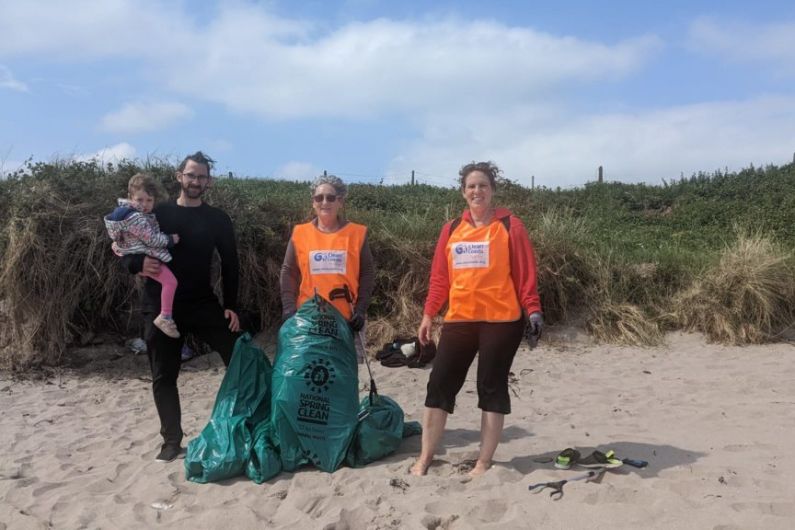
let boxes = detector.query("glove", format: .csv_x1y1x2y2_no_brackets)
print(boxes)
281,311,296,325
348,312,365,332
525,312,543,349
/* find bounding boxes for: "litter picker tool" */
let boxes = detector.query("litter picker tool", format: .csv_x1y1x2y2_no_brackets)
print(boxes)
528,468,606,500
328,285,378,403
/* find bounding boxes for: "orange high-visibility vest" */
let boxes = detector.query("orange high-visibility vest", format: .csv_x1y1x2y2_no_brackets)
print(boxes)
444,218,521,322
292,221,367,319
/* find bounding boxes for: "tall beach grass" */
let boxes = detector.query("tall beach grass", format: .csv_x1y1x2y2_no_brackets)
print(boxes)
2,160,795,368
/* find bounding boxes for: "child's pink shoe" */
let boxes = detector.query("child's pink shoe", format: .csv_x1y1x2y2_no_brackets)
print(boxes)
154,314,180,339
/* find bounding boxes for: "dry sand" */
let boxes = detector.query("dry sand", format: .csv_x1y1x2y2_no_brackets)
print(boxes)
2,330,794,529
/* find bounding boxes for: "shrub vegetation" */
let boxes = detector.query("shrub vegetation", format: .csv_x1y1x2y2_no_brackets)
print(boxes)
1,160,795,368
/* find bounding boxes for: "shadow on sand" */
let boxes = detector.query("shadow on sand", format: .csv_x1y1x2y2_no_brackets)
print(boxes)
505,441,706,477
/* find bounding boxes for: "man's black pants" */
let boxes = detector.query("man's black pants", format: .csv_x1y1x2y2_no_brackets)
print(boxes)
144,300,238,446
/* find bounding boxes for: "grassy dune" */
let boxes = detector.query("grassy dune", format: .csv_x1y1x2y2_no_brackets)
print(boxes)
1,160,794,368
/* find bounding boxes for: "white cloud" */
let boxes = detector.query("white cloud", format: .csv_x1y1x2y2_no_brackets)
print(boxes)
75,142,137,164
172,17,660,119
6,2,792,188
388,96,795,188
0,1,661,119
275,161,322,181
0,64,28,92
689,18,795,74
0,0,189,59
100,102,193,133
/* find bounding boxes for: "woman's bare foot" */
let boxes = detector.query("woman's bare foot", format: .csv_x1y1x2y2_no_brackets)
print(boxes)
409,459,431,476
468,460,492,476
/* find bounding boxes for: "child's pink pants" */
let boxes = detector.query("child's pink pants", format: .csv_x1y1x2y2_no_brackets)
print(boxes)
143,263,178,316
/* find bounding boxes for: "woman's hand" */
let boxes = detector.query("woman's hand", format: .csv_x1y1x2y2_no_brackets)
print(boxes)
348,312,365,332
525,312,543,349
418,314,433,345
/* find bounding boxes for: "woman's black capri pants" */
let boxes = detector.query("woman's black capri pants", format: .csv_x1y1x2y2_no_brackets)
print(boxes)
424,318,525,415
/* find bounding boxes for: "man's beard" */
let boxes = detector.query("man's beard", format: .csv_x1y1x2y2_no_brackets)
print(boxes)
182,182,206,198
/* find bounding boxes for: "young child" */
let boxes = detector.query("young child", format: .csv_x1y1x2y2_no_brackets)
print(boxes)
104,173,180,339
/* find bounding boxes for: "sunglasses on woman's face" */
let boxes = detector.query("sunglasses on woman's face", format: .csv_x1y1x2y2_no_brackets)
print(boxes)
313,194,338,203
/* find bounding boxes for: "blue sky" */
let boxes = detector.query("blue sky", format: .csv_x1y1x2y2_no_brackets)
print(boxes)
1,0,794,187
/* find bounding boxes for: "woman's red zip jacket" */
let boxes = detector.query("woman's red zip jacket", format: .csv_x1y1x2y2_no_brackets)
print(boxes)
423,207,542,319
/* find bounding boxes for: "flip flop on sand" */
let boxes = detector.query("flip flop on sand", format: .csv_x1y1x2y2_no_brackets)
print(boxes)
550,448,648,470
576,450,623,469
554,448,581,470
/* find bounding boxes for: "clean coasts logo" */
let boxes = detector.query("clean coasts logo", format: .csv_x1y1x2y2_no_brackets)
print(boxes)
455,243,487,255
309,250,347,274
451,241,489,268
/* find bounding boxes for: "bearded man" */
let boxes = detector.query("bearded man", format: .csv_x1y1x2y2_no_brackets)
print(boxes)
122,151,241,463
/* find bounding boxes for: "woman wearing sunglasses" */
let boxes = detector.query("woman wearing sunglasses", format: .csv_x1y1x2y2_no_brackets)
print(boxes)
279,174,374,344
410,161,543,477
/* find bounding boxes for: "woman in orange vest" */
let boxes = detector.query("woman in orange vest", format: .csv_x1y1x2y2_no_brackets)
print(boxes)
280,174,374,340
410,161,543,477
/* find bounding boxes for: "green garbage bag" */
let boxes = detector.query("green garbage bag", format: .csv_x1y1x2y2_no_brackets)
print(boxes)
246,420,282,484
272,295,359,472
185,333,273,483
345,393,422,468
402,418,422,438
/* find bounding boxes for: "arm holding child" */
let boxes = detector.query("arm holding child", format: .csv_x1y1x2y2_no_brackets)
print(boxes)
126,213,172,249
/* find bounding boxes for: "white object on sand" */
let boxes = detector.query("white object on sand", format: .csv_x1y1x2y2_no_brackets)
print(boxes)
400,342,416,356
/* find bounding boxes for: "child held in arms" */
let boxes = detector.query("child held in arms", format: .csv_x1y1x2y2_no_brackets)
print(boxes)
104,173,181,338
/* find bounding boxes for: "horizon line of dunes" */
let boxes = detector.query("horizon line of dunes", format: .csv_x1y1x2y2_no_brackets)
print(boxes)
2,159,795,369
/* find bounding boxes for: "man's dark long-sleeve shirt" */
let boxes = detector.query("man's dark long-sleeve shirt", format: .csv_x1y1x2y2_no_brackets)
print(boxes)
122,201,239,311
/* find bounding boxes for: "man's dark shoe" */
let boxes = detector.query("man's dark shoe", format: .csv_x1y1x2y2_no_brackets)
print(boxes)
155,444,182,463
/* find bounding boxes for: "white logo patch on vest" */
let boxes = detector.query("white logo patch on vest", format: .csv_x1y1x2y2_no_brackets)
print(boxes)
451,242,490,269
309,250,347,274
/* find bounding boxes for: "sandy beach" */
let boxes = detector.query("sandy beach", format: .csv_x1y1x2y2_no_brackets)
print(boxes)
2,330,794,529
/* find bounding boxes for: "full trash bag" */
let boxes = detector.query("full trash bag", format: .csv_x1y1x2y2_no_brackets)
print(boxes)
185,333,275,483
272,295,359,472
345,393,423,468
246,420,282,484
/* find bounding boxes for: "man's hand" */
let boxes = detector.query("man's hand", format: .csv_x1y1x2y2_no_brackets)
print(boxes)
348,312,365,333
141,256,161,276
525,312,544,349
225,309,240,332
418,314,433,346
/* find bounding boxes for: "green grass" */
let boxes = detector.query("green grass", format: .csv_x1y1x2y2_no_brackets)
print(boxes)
2,159,795,366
